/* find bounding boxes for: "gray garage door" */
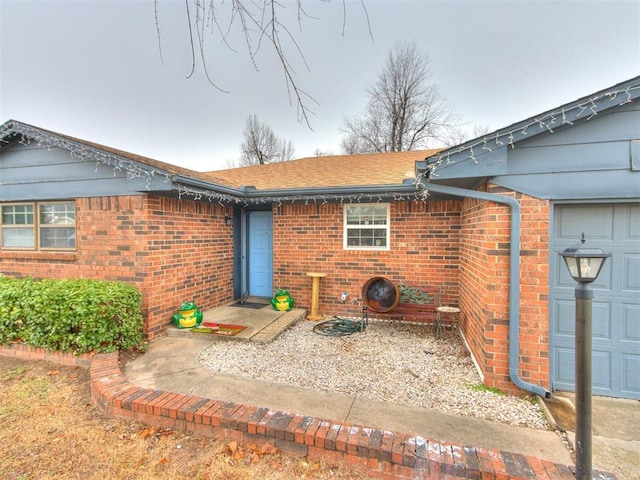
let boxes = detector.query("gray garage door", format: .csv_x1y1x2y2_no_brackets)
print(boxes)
551,203,640,400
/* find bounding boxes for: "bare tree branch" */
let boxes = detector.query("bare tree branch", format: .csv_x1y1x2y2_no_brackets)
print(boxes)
155,0,372,129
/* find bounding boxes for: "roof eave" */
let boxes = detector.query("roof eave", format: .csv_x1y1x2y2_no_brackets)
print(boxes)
171,174,428,203
420,75,640,176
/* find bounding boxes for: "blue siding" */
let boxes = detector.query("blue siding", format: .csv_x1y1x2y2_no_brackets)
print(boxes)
0,143,171,201
492,104,640,200
429,100,640,199
494,170,639,200
518,105,639,148
506,142,630,175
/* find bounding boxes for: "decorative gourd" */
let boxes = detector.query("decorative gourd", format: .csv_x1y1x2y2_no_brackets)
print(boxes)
172,301,204,329
271,289,294,311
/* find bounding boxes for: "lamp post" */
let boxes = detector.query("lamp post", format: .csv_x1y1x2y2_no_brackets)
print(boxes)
559,233,610,480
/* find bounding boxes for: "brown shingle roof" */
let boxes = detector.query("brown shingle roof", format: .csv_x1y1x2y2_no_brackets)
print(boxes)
201,150,441,190
1,121,441,192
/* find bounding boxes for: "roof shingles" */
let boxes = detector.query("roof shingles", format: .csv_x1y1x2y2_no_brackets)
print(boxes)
201,150,440,190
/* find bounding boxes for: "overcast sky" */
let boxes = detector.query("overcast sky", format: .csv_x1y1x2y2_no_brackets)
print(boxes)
1,0,638,172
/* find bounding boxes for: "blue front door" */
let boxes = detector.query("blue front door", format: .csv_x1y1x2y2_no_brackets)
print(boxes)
248,211,273,297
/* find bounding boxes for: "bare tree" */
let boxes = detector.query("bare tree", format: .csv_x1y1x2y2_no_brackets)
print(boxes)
155,1,371,128
239,115,295,166
313,148,334,157
340,41,460,154
444,124,492,147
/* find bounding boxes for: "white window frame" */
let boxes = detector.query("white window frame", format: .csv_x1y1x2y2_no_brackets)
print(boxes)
1,201,76,251
343,203,390,251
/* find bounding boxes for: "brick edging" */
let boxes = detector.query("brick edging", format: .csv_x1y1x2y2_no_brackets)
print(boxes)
0,342,93,366
1,345,612,479
87,352,580,480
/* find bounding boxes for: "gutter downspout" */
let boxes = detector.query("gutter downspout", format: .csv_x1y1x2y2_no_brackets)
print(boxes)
423,181,550,398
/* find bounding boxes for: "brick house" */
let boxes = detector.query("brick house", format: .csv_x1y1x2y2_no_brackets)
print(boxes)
1,76,638,400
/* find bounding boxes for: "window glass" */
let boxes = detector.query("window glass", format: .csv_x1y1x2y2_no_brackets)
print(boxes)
344,204,390,250
2,228,35,248
1,202,75,251
40,203,76,225
39,203,76,249
1,204,35,248
2,204,34,225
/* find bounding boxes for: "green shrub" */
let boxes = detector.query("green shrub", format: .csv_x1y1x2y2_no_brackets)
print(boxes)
0,277,146,354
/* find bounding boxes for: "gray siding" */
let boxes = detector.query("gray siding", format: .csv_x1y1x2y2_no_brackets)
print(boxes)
0,143,171,201
493,104,640,200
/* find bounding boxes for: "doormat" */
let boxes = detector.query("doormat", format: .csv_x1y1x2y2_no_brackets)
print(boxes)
229,302,269,309
191,323,247,336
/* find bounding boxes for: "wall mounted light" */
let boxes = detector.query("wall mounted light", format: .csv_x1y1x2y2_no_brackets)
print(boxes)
224,215,233,226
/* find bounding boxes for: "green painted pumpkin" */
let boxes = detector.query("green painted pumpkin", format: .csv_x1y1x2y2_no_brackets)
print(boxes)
271,289,294,311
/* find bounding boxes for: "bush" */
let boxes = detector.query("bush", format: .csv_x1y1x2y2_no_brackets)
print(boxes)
0,277,146,354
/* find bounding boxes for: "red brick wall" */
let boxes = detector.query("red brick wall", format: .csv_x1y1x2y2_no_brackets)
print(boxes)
143,196,235,339
458,184,550,394
517,192,551,389
0,196,148,283
0,195,235,340
2,190,553,394
272,200,461,320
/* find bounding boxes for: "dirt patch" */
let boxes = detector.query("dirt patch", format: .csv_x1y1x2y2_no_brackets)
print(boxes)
0,356,367,480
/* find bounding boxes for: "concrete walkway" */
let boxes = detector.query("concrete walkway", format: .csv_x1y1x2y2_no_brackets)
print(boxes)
124,305,639,479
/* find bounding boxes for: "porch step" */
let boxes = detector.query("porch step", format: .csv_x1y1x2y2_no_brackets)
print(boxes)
166,308,307,344
250,308,307,344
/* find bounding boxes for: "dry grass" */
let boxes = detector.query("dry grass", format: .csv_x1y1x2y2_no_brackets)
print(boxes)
0,356,369,480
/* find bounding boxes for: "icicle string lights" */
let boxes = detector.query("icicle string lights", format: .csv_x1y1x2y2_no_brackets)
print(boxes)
428,84,640,174
176,183,429,205
0,122,172,190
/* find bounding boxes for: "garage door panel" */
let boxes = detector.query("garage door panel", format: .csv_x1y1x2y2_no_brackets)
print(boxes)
588,257,613,290
556,205,615,241
592,301,612,340
624,254,640,290
625,204,640,239
592,351,612,391
554,348,575,385
552,203,640,400
555,300,576,335
556,301,611,338
622,354,640,394
622,305,640,341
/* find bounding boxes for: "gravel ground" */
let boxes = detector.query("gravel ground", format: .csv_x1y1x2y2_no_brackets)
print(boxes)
199,319,549,430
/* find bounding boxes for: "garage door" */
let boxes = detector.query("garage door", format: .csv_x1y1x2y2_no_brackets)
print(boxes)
551,203,640,400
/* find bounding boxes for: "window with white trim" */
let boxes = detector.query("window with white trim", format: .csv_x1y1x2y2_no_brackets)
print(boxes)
343,203,390,250
1,201,76,251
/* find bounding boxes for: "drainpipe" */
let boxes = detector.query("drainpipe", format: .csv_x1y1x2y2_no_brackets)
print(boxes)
423,181,551,398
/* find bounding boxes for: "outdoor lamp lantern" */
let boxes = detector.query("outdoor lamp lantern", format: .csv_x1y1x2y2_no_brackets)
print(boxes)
560,233,609,283
559,233,610,480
